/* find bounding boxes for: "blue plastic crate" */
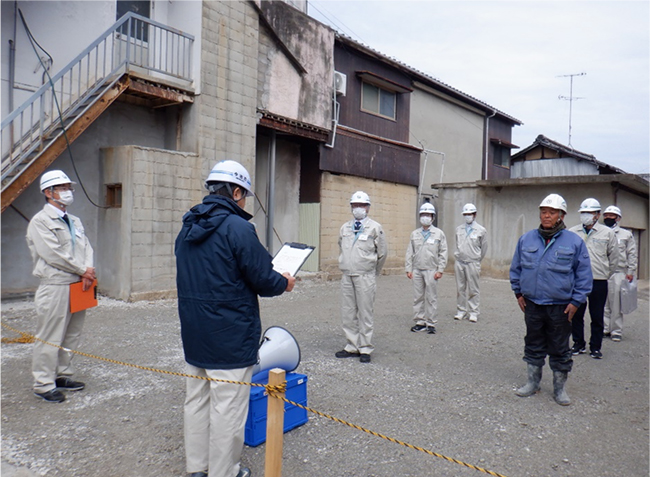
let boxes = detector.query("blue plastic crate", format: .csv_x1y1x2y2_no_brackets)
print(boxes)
245,370,308,447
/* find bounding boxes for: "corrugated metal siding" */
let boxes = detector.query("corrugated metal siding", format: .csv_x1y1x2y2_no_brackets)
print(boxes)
511,158,598,178
298,203,320,272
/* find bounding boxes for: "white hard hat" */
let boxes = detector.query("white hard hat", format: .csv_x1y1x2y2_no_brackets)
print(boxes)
350,191,371,205
419,203,436,215
603,205,622,217
579,198,601,213
462,203,477,215
205,160,253,197
40,170,75,191
539,194,567,213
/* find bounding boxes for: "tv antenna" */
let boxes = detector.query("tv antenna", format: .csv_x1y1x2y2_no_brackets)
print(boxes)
557,72,586,148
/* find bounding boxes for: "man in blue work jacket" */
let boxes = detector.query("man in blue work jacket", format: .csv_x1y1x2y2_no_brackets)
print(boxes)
510,194,592,406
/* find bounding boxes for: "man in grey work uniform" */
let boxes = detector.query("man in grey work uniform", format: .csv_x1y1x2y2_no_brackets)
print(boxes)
26,170,95,403
602,205,637,341
454,203,488,322
569,198,618,359
335,191,387,363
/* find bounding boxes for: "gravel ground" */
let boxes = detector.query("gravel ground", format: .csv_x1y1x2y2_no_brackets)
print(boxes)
1,274,648,477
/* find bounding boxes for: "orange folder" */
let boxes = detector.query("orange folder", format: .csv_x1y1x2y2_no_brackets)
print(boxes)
69,279,98,313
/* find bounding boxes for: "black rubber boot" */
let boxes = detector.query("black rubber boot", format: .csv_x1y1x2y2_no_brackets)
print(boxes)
515,364,542,397
553,371,571,406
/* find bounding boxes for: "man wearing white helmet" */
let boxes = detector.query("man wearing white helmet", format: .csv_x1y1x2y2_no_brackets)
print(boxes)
453,203,488,322
602,205,637,342
405,203,448,334
26,170,96,403
569,198,619,359
335,191,387,363
510,194,592,406
175,160,296,477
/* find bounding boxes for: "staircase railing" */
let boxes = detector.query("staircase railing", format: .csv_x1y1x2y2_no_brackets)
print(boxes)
1,12,194,185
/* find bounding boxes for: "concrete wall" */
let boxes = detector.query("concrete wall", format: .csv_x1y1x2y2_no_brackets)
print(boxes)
199,0,259,195
1,101,175,297
409,85,485,193
99,146,201,301
435,180,649,280
254,134,301,254
257,1,334,130
319,172,417,276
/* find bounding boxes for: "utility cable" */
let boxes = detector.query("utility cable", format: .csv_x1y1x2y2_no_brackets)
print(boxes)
19,9,109,209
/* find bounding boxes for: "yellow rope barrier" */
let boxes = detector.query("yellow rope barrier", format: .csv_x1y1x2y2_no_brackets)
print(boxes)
1,321,508,477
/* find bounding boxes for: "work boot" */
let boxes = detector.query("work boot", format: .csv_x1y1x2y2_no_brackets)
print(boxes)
515,364,542,397
553,371,571,406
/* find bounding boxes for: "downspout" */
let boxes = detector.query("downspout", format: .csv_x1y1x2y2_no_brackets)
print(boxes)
325,85,339,148
8,1,18,113
266,130,277,254
483,110,496,180
419,148,445,204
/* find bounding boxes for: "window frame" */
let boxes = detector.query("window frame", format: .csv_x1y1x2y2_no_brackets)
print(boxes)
360,81,397,121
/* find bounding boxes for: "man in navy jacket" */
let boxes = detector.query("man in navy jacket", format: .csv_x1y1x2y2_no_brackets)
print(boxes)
175,160,295,477
510,194,592,406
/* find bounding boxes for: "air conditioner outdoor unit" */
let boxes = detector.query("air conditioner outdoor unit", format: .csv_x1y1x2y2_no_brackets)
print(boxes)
334,71,347,96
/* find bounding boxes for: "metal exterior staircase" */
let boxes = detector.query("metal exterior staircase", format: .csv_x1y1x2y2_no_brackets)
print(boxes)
1,12,194,212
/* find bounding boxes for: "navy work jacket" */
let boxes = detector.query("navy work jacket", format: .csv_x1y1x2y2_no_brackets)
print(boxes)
175,195,287,369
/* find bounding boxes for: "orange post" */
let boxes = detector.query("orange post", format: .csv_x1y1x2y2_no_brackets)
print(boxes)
264,368,286,477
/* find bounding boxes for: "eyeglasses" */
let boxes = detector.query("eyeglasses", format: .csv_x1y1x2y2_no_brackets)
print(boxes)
54,186,74,192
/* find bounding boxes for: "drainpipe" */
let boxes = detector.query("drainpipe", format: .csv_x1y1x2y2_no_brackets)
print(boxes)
266,130,277,254
419,148,445,205
325,87,339,149
483,110,496,180
8,1,17,113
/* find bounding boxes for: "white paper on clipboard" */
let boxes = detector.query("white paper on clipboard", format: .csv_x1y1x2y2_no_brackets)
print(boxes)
272,242,315,276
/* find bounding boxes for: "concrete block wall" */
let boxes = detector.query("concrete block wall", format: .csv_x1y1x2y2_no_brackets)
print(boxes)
319,172,417,276
99,146,201,301
199,0,260,197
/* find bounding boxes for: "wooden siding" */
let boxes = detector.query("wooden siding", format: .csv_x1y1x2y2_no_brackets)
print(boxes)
320,129,420,186
487,116,517,180
334,43,411,143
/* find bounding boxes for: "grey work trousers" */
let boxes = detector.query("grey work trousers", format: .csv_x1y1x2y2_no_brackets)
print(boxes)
412,269,439,326
604,272,626,337
340,273,377,355
32,282,86,393
184,364,253,477
455,260,481,319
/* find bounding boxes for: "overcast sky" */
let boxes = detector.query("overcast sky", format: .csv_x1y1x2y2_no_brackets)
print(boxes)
307,0,650,174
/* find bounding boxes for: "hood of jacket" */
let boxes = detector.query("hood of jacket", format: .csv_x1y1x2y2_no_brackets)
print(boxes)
181,194,253,244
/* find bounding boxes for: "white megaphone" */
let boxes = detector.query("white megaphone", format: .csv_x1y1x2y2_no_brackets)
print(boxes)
252,326,301,376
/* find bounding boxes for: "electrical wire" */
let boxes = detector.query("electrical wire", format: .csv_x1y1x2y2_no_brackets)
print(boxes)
18,9,108,209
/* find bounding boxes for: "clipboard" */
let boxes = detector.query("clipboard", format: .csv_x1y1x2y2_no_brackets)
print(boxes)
272,242,315,277
70,279,98,313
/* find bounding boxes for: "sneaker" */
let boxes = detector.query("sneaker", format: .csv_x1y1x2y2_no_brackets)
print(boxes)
236,468,251,477
603,331,611,337
34,389,66,403
469,315,478,323
359,354,371,363
411,324,427,332
335,350,360,358
426,326,436,334
590,349,603,359
55,377,85,391
453,314,464,320
611,335,621,342
571,344,586,355
188,472,208,477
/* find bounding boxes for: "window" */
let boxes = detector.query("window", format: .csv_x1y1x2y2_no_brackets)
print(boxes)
493,145,511,168
117,0,150,41
106,183,122,208
361,82,396,120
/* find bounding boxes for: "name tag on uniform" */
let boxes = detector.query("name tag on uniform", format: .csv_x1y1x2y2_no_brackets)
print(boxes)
75,229,84,239
426,238,437,244
358,234,369,241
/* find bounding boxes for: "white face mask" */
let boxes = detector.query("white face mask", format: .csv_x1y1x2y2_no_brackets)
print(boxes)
580,212,595,226
57,190,74,206
420,216,433,227
352,207,367,221
464,215,474,224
